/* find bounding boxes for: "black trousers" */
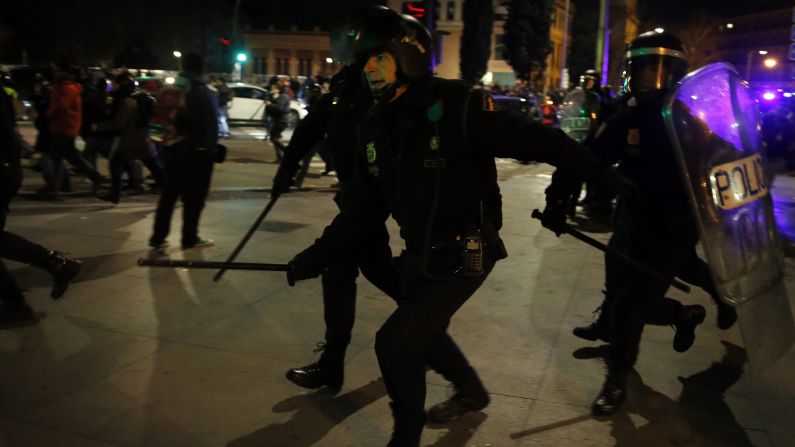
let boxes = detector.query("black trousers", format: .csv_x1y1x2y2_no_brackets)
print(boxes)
607,217,701,372
0,170,50,304
375,250,494,427
319,215,399,362
601,212,722,331
108,151,164,197
44,134,103,190
150,143,214,247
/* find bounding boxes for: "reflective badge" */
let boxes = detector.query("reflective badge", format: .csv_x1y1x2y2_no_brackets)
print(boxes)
627,128,640,145
709,153,768,210
366,142,377,164
482,95,500,112
430,136,439,151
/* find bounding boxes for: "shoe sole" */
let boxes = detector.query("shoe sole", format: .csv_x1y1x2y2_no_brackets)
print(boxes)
284,370,343,392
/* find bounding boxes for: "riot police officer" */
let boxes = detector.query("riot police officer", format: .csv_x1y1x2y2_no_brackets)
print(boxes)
288,11,629,446
565,69,615,218
272,5,401,393
543,30,734,416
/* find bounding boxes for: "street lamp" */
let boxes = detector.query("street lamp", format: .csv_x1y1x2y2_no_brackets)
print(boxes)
173,50,182,58
745,50,769,82
233,52,247,81
764,58,778,68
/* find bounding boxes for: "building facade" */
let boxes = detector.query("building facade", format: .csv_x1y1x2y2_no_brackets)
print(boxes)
242,25,336,80
386,0,575,91
241,0,638,93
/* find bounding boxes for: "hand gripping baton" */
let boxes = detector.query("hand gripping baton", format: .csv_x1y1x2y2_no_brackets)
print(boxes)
213,192,281,281
531,209,691,293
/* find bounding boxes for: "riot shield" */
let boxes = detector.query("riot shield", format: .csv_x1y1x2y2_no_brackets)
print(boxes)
664,62,794,373
558,89,601,143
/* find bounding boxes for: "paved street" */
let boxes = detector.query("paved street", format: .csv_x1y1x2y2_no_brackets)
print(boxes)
1,124,794,447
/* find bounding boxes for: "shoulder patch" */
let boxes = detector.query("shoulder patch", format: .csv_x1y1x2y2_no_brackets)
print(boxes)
482,94,501,112
426,100,443,123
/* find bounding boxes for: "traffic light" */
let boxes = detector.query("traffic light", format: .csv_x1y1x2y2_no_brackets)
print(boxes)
236,52,247,63
219,36,231,46
402,0,436,34
403,2,426,19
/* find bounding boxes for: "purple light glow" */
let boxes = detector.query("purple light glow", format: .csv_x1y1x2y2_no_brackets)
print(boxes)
674,67,760,152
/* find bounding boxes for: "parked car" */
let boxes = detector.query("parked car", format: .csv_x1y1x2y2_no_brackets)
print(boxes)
492,94,542,121
225,82,307,128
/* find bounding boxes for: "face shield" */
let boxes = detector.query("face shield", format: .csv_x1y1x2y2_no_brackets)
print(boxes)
625,47,688,93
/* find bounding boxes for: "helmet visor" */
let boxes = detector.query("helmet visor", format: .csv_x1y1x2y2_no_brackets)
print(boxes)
627,54,688,93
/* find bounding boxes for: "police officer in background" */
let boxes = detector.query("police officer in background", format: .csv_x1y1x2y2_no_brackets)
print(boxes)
287,12,630,446
567,69,615,219
543,31,736,416
272,5,400,393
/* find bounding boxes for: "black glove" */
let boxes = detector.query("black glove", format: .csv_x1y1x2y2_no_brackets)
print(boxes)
286,245,323,286
272,162,297,195
539,200,568,237
597,168,638,207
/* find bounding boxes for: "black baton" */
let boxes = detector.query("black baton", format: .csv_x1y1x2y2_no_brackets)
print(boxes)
214,193,281,281
138,258,290,271
532,209,691,293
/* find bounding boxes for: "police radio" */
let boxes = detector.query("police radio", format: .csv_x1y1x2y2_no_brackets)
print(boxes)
460,226,484,276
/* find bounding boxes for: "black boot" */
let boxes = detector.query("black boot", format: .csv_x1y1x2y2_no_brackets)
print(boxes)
427,380,490,424
387,402,425,447
573,305,610,342
716,302,737,330
673,305,706,352
41,251,82,299
0,279,34,325
591,371,628,416
285,342,344,391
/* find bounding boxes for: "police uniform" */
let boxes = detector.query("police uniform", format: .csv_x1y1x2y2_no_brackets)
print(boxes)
275,64,400,389
552,30,736,416
291,74,613,444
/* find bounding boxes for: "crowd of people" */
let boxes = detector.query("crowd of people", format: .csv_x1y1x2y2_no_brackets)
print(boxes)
1,6,793,446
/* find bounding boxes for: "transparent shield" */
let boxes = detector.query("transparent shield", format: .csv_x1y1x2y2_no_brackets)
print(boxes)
558,89,593,143
664,62,784,305
664,62,792,373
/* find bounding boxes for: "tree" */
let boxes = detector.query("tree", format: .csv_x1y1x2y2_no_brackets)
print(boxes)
459,0,494,85
503,0,552,85
568,0,599,88
669,13,721,70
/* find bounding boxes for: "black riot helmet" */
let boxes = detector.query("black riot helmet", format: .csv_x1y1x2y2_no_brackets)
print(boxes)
330,5,392,65
579,69,601,91
353,10,433,82
624,30,688,94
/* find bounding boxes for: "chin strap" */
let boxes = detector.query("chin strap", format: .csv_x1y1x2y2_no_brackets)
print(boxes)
371,80,403,103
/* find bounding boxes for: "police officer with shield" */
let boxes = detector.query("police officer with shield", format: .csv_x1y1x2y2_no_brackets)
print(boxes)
543,31,736,416
287,11,630,446
272,6,401,392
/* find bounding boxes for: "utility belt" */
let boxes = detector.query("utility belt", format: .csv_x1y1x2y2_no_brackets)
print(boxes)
415,222,507,279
